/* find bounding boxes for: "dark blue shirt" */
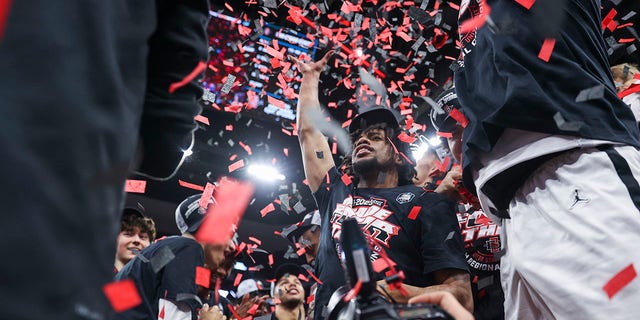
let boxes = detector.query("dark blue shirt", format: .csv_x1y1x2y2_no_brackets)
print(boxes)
311,167,468,319
455,0,640,192
114,236,204,320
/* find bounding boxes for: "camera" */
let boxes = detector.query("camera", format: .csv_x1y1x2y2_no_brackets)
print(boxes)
326,218,454,320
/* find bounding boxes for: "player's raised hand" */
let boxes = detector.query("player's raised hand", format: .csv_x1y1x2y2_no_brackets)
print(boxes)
289,50,334,75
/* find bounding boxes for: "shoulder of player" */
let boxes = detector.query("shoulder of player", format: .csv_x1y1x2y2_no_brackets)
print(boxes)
413,189,456,208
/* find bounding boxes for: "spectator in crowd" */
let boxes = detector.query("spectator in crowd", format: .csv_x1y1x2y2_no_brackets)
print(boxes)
291,52,471,320
114,207,157,273
229,278,271,319
280,210,322,267
255,264,307,320
0,1,207,318
611,62,640,125
455,0,640,318
114,193,237,320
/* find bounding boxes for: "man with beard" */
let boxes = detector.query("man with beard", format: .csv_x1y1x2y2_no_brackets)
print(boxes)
255,264,307,320
115,194,236,320
290,52,471,320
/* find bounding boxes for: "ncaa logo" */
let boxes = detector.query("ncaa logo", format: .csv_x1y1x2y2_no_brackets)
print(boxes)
396,192,415,204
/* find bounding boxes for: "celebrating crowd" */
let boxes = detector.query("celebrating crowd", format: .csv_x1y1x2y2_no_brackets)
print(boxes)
1,0,639,320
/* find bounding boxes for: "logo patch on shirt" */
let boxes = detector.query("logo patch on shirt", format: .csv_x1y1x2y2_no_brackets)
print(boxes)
395,192,415,204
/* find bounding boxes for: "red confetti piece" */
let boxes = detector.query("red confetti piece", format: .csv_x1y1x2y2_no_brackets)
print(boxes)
514,0,535,10
195,266,211,288
228,159,245,172
459,0,490,34
225,124,234,131
268,254,274,266
408,206,421,220
227,303,242,320
372,257,395,273
124,179,146,193
449,108,469,128
194,114,210,125
296,246,307,256
168,61,206,93
267,95,286,109
436,131,453,138
200,182,215,209
233,273,243,286
305,268,323,284
248,236,262,245
397,131,417,144
159,305,165,319
601,9,617,31
247,303,260,315
178,179,205,191
343,279,362,302
103,279,142,312
341,173,352,186
260,203,275,217
0,0,12,42
603,264,637,299
538,38,556,62
195,178,254,245
298,273,309,282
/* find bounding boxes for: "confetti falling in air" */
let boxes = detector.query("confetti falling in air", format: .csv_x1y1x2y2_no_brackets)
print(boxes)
103,279,142,312
603,263,637,299
195,266,212,288
125,179,147,193
515,0,536,10
575,85,605,102
0,0,11,42
408,206,421,220
538,38,556,62
178,180,205,191
196,177,254,245
150,246,176,273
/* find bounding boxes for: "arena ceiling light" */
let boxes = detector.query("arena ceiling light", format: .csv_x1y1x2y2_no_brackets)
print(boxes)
247,164,286,182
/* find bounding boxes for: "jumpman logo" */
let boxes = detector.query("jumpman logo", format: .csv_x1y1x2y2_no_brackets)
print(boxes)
569,189,590,209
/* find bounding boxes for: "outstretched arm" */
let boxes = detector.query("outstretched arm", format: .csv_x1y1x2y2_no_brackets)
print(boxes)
290,51,336,193
377,269,473,312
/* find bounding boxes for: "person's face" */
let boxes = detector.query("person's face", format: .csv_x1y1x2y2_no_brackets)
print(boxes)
351,128,399,174
447,125,464,163
203,238,237,280
299,227,320,265
414,151,440,186
274,274,304,306
116,227,150,265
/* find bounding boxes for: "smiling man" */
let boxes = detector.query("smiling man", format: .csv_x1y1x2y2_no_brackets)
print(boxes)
114,194,237,320
255,264,307,320
291,52,471,319
114,208,156,273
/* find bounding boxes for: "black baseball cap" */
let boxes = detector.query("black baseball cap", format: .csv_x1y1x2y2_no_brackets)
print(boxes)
349,108,400,134
175,193,215,234
280,210,321,244
121,203,146,219
430,87,462,133
274,263,305,282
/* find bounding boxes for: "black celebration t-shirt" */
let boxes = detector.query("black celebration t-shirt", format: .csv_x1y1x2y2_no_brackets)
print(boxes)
114,236,204,320
311,167,468,319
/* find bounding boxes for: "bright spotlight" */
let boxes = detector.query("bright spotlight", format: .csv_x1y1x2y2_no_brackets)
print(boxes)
428,137,442,146
412,143,430,161
247,164,285,181
183,149,193,157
